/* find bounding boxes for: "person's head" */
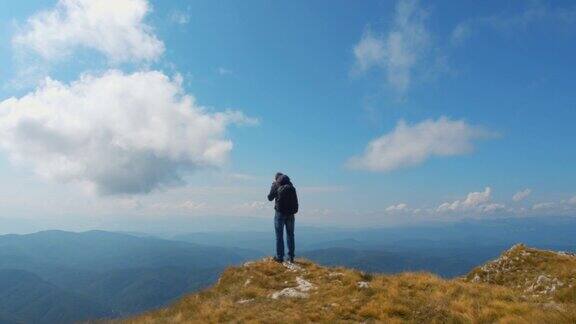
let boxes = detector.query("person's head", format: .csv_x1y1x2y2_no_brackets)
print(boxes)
275,172,283,181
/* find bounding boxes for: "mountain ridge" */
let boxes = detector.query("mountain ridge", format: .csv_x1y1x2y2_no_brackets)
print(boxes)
122,244,576,323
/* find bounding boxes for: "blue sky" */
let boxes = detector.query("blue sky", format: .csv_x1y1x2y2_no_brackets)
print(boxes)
0,0,575,233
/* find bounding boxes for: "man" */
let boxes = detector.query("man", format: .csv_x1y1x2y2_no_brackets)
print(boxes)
267,172,298,263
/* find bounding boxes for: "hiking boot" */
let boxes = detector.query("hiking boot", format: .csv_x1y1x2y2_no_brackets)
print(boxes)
272,256,283,263
288,256,295,263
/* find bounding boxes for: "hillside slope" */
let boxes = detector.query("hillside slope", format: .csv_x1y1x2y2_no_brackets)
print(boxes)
0,230,261,322
0,269,107,324
123,245,576,323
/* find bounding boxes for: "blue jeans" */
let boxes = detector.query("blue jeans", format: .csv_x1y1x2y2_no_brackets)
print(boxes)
274,211,295,260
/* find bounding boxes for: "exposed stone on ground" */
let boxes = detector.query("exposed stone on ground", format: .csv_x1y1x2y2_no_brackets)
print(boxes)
296,277,315,292
357,281,370,288
282,261,304,272
237,298,254,304
526,275,563,295
270,287,309,299
328,272,344,278
270,276,315,299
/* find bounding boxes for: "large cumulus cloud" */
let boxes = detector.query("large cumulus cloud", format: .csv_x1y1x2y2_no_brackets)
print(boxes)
12,0,164,63
0,70,256,195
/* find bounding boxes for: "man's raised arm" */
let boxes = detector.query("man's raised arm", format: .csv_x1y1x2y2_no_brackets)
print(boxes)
267,182,278,201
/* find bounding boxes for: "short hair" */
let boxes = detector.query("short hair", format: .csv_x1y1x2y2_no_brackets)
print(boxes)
275,172,283,180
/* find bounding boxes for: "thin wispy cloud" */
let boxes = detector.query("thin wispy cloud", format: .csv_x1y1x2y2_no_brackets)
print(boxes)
169,9,190,25
347,117,494,172
451,2,576,46
532,202,555,210
352,0,431,96
513,188,532,202
217,67,233,76
385,203,409,213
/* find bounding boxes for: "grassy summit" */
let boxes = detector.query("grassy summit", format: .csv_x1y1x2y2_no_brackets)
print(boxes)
466,244,576,303
121,245,576,323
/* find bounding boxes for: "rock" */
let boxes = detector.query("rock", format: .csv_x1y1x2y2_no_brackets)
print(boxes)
269,276,315,299
357,281,370,288
237,298,254,304
328,272,344,278
525,274,563,295
283,261,303,272
270,288,308,299
296,277,315,292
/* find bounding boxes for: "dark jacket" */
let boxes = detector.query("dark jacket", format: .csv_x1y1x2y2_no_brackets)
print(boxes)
267,175,298,214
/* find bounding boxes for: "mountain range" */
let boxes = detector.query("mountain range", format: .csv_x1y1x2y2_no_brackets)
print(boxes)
0,230,260,323
1,216,575,322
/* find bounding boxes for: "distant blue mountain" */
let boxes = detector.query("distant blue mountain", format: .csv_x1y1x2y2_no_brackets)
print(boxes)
0,230,262,323
0,269,107,323
174,216,576,277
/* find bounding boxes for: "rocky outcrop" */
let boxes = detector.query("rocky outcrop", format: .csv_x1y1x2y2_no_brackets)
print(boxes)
466,244,576,301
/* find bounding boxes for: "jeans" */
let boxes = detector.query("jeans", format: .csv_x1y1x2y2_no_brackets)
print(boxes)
274,211,295,260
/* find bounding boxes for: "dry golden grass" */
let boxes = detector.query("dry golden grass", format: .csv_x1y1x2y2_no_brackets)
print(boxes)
117,245,576,323
466,244,576,303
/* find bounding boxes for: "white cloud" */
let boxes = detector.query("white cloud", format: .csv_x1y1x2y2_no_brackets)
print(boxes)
0,70,257,195
170,10,190,25
450,23,471,46
481,203,506,213
532,202,555,210
347,117,493,172
385,203,408,212
437,187,493,213
353,0,430,94
13,0,164,63
217,67,233,76
512,188,532,202
451,2,576,45
353,30,385,72
528,198,576,215
462,187,492,207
